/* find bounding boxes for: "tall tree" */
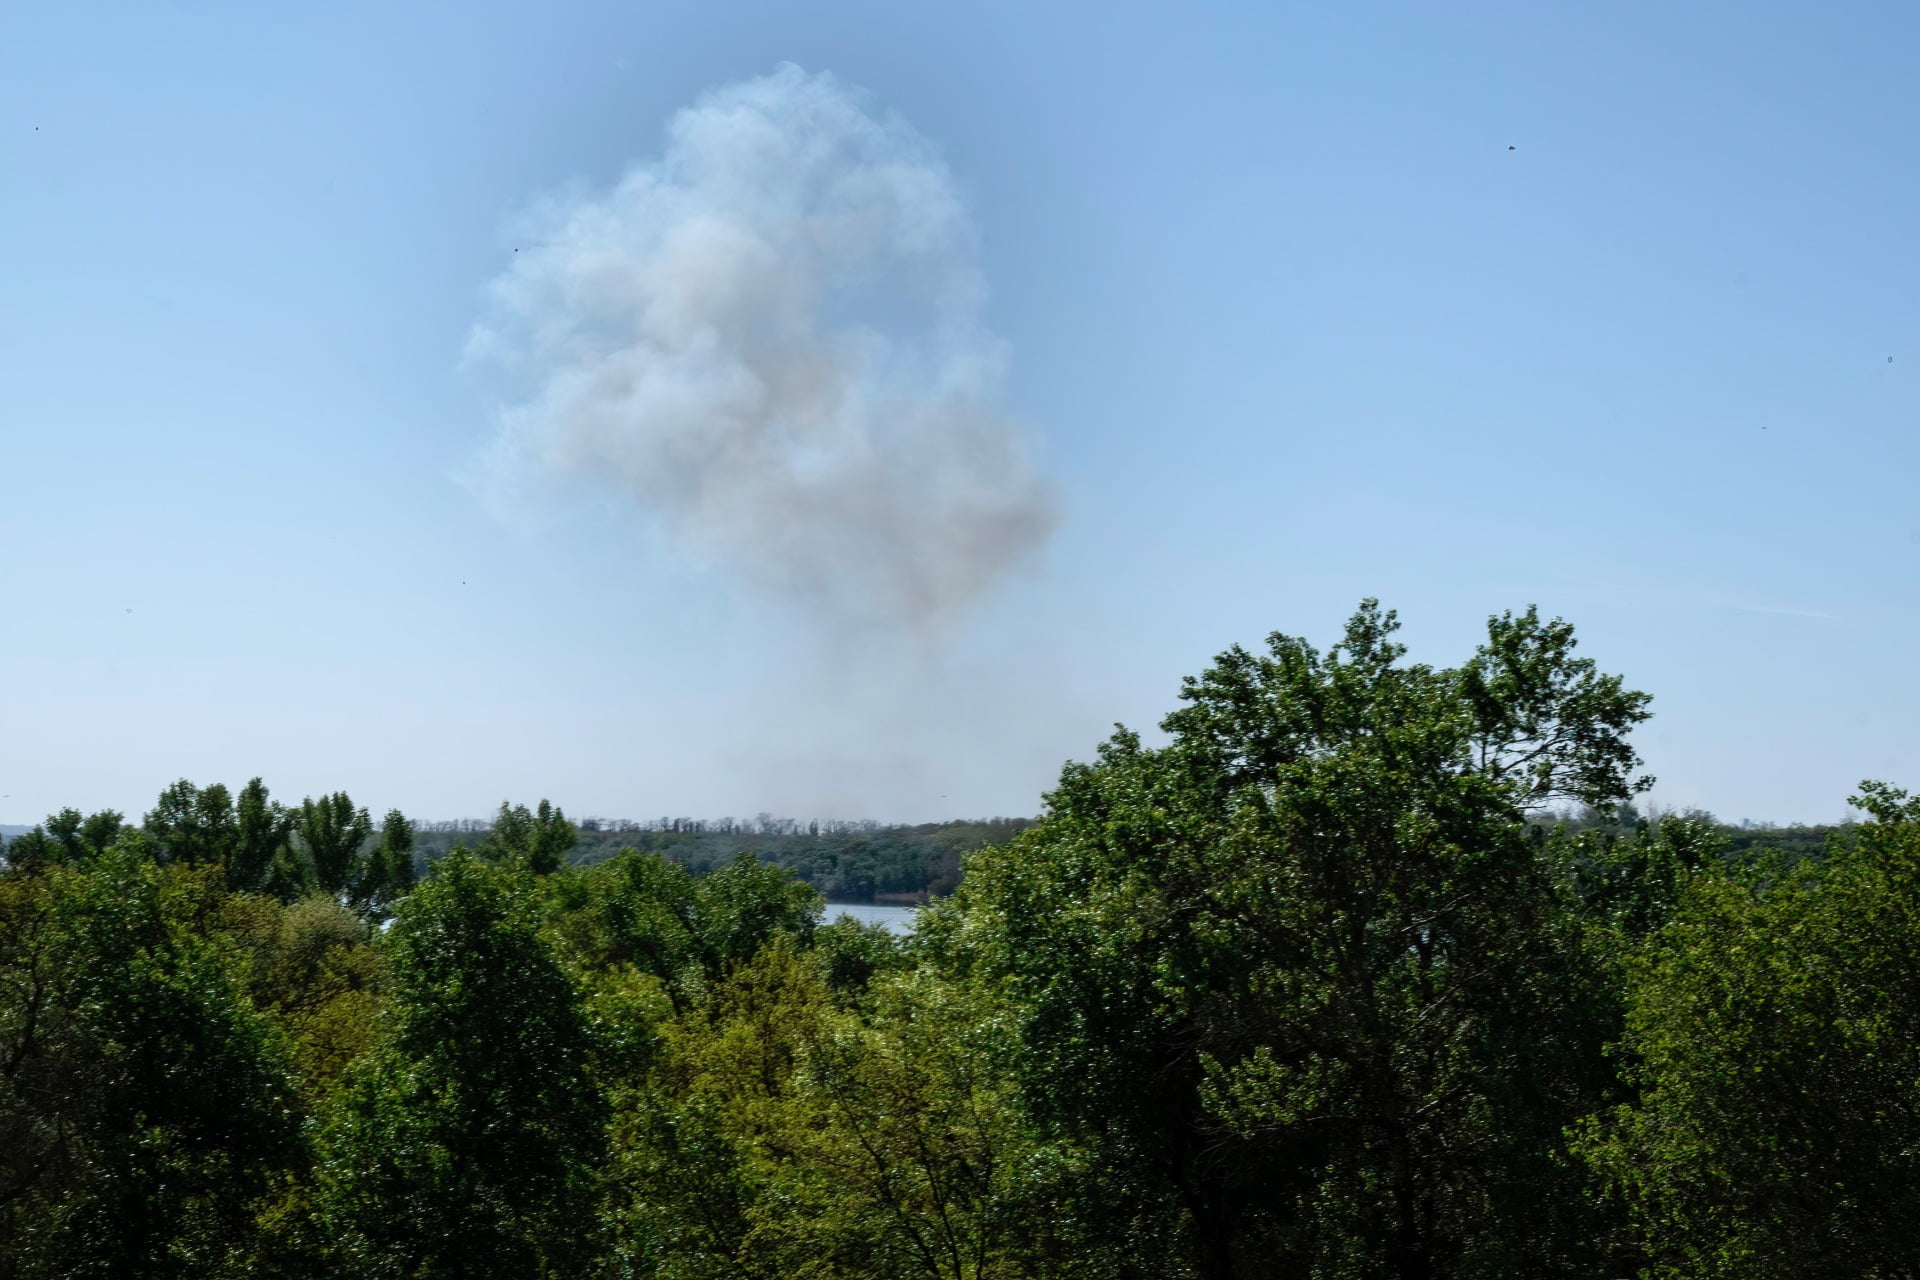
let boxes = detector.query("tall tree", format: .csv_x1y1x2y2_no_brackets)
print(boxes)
355,810,416,920
3,808,123,875
527,799,576,876
952,602,1650,1278
144,780,239,867
294,793,373,901
230,778,294,895
481,799,577,875
318,849,607,1279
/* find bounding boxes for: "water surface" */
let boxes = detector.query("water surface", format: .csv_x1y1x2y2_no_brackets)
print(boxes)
825,901,918,935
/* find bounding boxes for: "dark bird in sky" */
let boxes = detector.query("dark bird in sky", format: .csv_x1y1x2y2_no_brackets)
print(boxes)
1508,145,1515,150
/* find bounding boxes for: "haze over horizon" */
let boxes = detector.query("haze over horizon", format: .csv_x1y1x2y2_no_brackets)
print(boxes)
3,2,1917,830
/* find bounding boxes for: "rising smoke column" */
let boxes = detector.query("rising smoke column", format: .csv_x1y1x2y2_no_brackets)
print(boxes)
468,65,1057,629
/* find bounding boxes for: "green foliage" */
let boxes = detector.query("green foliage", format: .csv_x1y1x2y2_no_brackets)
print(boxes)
551,848,822,1012
551,847,707,999
144,779,240,867
416,815,1033,899
8,778,411,920
294,792,374,900
12,601,1920,1280
1577,781,1920,1278
2,806,125,874
318,849,607,1279
231,777,295,895
357,809,417,920
480,798,577,874
233,893,386,1100
1455,605,1654,808
743,963,1064,1280
697,852,823,972
1556,810,1726,944
0,843,303,1279
951,601,1649,1277
813,915,909,999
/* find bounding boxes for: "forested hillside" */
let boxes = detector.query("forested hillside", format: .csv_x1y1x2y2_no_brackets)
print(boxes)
5,602,1918,1278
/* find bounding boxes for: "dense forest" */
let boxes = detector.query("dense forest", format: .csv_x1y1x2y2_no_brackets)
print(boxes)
412,816,1033,900
4,601,1918,1278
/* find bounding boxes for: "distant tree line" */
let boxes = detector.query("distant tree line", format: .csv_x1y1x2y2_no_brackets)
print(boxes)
410,814,1032,900
4,601,1918,1278
2,779,418,918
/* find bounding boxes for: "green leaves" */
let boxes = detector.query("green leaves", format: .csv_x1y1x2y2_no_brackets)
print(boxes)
553,848,822,1013
1579,783,1920,1277
480,798,577,874
126,777,409,921
2,806,124,875
144,778,240,868
356,811,416,921
295,792,374,899
0,844,302,1278
18,604,1920,1280
231,777,295,895
1460,606,1654,809
319,850,607,1279
954,601,1650,1276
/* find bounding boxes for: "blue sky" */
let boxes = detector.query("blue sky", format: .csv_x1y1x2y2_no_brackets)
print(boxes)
2,1,1915,827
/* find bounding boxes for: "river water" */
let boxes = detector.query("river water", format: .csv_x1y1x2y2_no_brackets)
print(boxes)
824,901,919,935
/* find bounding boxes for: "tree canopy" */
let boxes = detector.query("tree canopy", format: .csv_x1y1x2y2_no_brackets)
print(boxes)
1,600,1910,1279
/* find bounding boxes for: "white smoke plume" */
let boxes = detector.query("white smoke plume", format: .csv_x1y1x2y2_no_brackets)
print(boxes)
469,64,1057,629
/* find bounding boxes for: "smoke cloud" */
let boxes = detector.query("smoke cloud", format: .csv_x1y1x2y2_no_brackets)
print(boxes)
469,65,1057,629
